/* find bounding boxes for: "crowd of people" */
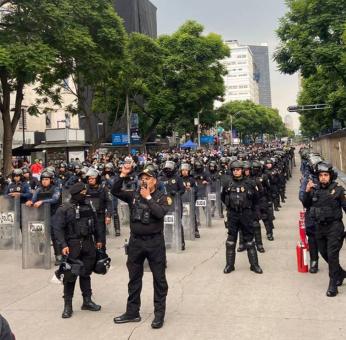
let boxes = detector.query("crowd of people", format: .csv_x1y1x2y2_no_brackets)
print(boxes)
9,143,342,328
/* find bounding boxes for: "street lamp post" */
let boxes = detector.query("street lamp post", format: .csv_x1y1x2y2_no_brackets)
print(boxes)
230,111,241,146
97,122,104,140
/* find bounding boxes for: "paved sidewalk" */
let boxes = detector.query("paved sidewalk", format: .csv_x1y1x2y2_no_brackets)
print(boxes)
1,163,346,340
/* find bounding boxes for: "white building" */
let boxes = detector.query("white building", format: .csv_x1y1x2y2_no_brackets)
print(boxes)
219,40,260,105
11,80,79,148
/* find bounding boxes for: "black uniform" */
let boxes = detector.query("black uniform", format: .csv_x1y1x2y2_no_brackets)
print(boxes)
86,183,112,247
221,176,263,274
303,180,346,294
159,172,186,248
111,177,169,319
53,194,104,304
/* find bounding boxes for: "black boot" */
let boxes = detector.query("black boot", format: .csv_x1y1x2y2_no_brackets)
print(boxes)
81,297,101,311
237,231,246,252
309,260,318,274
336,267,346,286
114,213,121,237
247,244,263,274
267,233,274,241
254,223,265,253
326,279,338,297
62,298,73,318
224,241,236,274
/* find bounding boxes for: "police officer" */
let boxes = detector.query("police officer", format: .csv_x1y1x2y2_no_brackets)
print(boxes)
112,165,169,329
159,160,186,250
53,182,104,318
22,167,39,193
303,162,346,296
85,168,112,248
6,169,32,204
299,154,322,273
180,163,200,238
25,170,62,265
221,160,263,274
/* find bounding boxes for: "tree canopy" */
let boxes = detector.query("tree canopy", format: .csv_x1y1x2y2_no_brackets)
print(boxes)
217,100,287,142
274,0,346,137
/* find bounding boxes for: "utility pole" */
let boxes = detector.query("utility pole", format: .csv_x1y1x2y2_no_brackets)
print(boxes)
126,93,131,154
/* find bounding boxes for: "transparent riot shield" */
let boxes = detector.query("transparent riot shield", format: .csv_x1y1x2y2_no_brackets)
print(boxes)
209,179,223,218
195,184,212,228
0,196,21,250
61,189,71,204
22,204,51,269
164,195,182,253
118,201,130,227
181,188,195,241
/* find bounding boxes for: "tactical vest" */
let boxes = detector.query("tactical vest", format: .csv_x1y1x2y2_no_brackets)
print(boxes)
67,203,95,238
86,185,105,214
224,179,253,212
310,183,343,223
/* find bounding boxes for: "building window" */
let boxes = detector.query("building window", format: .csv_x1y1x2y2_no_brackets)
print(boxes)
18,109,27,130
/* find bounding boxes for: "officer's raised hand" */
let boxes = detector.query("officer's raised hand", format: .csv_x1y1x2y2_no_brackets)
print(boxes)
62,246,69,256
306,179,315,192
120,163,132,177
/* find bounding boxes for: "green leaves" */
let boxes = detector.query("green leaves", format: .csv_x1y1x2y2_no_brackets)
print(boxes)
217,100,287,141
275,0,346,137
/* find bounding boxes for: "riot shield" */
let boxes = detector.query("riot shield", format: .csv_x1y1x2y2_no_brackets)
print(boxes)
195,184,212,228
61,189,71,204
209,179,223,218
164,195,183,253
0,196,21,250
22,204,51,269
181,188,195,241
118,201,130,227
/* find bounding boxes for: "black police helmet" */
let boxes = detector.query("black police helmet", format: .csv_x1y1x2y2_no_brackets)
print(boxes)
94,249,111,275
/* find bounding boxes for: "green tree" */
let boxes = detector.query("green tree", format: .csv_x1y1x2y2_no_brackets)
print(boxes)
0,0,126,174
274,0,346,136
217,100,286,142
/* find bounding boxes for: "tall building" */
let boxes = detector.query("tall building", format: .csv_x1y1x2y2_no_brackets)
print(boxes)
113,0,157,38
221,40,260,105
248,44,272,107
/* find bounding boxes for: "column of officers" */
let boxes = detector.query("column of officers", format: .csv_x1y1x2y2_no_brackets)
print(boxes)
1,146,298,329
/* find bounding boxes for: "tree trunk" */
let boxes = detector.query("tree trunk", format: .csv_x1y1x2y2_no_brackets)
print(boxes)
142,116,161,143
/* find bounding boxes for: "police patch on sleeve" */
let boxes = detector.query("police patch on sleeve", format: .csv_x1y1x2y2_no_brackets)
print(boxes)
167,197,173,206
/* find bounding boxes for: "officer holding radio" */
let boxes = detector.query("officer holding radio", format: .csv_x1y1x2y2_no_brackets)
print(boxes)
111,164,169,329
303,162,346,297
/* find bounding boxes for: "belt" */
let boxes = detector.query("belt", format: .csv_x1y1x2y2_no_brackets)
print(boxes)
131,233,162,240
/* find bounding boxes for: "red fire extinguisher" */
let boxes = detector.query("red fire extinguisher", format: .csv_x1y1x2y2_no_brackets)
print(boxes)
296,241,308,273
299,210,308,247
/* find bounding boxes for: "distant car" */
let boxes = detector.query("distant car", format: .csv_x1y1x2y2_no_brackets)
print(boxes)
0,314,15,340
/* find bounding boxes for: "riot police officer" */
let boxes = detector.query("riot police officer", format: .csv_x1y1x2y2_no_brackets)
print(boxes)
85,169,112,248
159,160,186,250
112,165,169,329
6,169,32,204
53,182,104,318
25,170,62,265
303,162,346,296
22,167,39,192
221,160,263,274
180,163,200,238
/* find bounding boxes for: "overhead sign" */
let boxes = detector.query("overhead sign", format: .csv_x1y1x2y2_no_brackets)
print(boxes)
112,133,129,146
200,135,214,145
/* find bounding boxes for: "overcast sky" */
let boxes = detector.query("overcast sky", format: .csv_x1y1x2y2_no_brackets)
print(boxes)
150,0,300,131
